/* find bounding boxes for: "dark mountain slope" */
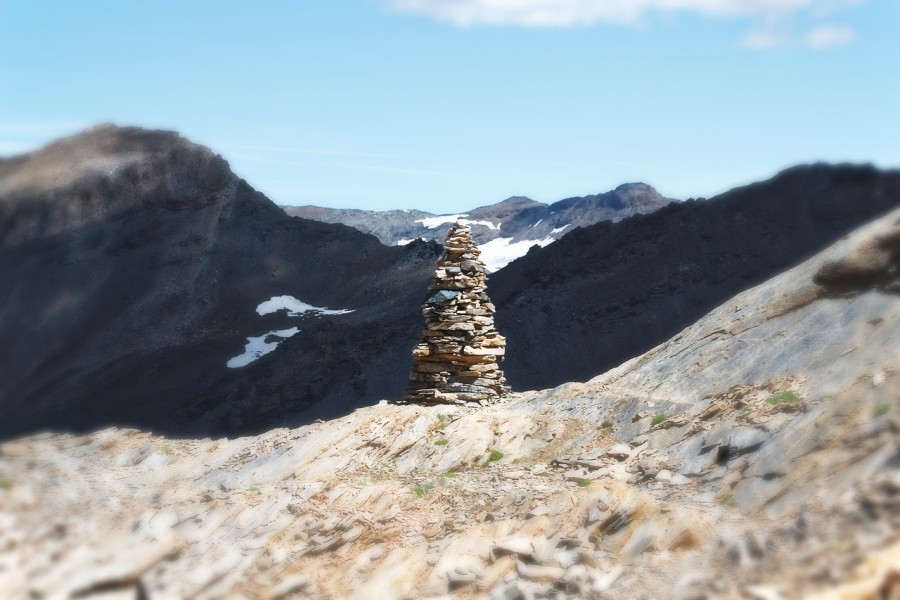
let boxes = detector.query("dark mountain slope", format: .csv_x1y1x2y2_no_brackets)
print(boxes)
491,163,900,390
0,125,439,439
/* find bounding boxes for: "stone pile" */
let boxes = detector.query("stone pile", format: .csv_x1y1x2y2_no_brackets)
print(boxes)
404,222,509,405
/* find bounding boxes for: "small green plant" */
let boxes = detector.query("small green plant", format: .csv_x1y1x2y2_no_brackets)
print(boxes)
442,471,457,479
738,404,752,419
601,420,614,430
411,482,434,498
247,484,261,494
434,438,449,446
0,479,13,491
651,412,670,427
874,403,892,418
577,478,592,488
161,442,174,455
435,414,449,431
719,494,736,508
766,390,799,406
487,450,504,463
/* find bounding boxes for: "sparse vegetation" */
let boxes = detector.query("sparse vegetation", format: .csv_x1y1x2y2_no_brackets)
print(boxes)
161,442,174,455
411,482,434,498
247,484,261,494
577,478,592,488
442,471,457,479
874,403,892,418
370,460,398,482
0,479,13,491
434,438,449,446
487,450,504,463
601,420,614,430
435,414,449,431
766,390,799,406
719,494,736,508
651,412,670,427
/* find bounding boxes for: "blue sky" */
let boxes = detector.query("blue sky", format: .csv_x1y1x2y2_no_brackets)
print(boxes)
1,0,897,212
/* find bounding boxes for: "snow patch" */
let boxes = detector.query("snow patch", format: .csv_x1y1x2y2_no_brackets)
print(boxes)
416,214,469,229
477,236,555,272
256,295,353,317
396,237,426,245
228,296,354,368
459,219,499,230
532,219,543,228
227,327,300,368
414,215,500,231
550,225,570,234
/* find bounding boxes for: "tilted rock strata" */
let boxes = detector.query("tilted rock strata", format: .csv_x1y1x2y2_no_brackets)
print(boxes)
405,222,509,405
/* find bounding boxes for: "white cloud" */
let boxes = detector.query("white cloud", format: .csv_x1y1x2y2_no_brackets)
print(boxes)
389,0,864,50
738,22,855,49
389,0,819,27
804,24,855,48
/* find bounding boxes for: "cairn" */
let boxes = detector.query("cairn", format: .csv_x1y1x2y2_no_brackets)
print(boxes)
404,222,509,405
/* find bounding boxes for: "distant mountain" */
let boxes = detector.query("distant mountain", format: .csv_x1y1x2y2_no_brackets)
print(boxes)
490,163,900,391
283,183,675,271
0,124,440,439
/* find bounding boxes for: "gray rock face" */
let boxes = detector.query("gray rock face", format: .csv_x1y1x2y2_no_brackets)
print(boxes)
404,223,509,405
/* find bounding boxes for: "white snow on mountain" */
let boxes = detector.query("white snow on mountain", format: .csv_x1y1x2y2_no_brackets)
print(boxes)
228,296,354,368
477,236,555,272
227,327,300,368
460,219,500,230
416,214,469,229
256,295,353,317
396,237,426,245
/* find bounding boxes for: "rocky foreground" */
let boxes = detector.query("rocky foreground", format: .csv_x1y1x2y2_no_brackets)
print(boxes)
2,209,899,599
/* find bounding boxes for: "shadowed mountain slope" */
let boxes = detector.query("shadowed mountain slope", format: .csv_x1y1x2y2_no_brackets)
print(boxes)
0,125,439,439
491,163,900,390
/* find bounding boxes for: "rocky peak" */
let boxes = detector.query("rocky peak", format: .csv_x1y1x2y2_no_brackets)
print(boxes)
404,222,509,405
0,124,232,247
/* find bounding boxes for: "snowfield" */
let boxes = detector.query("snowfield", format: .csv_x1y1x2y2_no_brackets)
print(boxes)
477,236,555,272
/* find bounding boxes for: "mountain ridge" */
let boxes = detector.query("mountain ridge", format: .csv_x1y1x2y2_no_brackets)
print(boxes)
283,183,675,270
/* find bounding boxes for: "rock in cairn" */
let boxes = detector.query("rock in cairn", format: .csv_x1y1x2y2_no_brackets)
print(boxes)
404,222,510,405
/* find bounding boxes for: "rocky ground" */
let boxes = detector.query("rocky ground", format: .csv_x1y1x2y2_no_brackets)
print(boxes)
2,208,899,599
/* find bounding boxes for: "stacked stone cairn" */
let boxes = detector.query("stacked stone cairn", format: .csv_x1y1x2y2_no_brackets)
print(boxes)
404,222,510,405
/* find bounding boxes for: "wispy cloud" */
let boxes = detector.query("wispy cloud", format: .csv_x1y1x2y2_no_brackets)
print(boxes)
804,24,855,48
389,0,864,50
389,0,823,27
739,23,856,49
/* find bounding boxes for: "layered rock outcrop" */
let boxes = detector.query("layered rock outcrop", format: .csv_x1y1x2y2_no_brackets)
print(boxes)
404,223,509,405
